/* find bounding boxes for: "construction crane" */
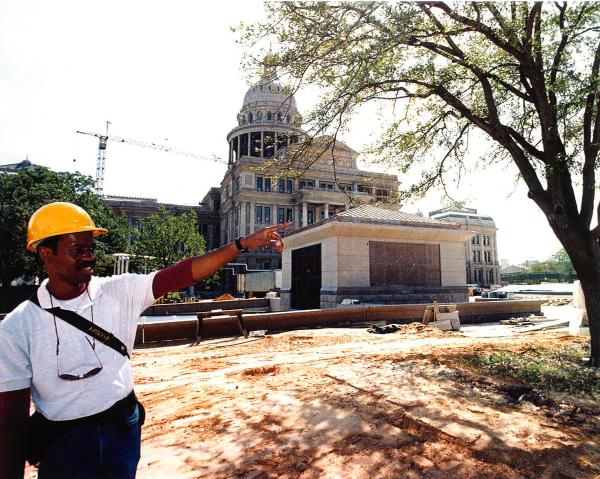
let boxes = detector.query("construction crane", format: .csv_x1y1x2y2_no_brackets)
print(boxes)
76,121,227,195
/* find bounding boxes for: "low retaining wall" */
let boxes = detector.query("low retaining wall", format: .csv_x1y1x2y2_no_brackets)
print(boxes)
134,299,544,345
319,286,468,309
142,298,269,316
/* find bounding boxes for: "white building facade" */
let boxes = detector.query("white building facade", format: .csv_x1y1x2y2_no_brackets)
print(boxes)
220,69,399,270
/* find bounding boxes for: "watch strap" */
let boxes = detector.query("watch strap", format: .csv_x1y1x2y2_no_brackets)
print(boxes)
234,237,247,252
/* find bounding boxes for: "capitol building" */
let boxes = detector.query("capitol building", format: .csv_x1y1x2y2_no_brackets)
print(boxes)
219,67,399,270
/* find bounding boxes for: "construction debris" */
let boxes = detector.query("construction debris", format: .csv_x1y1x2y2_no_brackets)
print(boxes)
367,322,457,335
543,298,573,306
500,314,547,326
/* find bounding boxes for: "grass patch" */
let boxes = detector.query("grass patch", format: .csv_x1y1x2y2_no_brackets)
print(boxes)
457,343,600,400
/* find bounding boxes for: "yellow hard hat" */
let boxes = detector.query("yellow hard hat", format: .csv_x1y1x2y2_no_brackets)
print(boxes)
27,202,108,252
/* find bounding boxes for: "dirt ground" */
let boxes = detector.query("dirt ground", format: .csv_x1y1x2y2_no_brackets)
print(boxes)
131,324,600,479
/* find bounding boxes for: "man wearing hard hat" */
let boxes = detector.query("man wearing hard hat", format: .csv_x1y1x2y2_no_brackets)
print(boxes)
0,202,291,479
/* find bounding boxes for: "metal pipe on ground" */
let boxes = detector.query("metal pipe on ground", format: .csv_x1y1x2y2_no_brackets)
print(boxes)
134,300,545,346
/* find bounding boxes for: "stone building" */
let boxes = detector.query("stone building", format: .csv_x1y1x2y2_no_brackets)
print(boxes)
104,188,221,251
281,204,472,309
429,205,500,287
220,70,399,270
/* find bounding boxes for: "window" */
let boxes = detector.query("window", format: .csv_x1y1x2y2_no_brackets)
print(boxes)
233,177,239,193
484,251,491,263
290,134,299,144
338,183,353,192
250,131,262,157
307,210,314,224
264,178,271,192
286,114,291,123
278,179,285,193
376,188,390,198
319,181,334,190
264,131,275,158
320,210,325,221
286,179,293,194
131,217,140,228
264,206,271,224
472,235,481,245
278,207,285,224
483,235,491,246
240,133,249,157
248,112,254,123
256,111,263,122
358,185,372,194
300,179,315,189
286,208,293,222
267,111,272,121
255,205,263,223
277,112,283,122
257,260,271,270
256,176,263,191
276,133,288,151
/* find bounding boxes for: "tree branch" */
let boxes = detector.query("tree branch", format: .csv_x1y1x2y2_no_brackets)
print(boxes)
581,40,600,229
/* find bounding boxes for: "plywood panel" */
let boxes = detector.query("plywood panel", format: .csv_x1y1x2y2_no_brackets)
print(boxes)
369,241,441,286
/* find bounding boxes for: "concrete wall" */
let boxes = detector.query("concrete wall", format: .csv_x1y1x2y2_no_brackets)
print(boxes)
282,221,472,309
440,243,467,286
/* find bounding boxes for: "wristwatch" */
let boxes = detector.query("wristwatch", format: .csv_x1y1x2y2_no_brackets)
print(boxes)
234,236,248,252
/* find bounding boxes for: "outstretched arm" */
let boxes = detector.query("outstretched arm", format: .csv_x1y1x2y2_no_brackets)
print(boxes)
152,223,291,299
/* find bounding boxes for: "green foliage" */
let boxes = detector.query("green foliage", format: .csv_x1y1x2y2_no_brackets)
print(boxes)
530,248,575,274
458,344,600,399
242,2,600,216
0,168,131,285
133,206,205,270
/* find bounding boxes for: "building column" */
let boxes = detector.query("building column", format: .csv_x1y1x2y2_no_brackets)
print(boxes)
324,203,330,219
250,201,256,233
302,202,308,227
294,204,299,228
260,131,264,158
272,203,277,225
240,200,246,231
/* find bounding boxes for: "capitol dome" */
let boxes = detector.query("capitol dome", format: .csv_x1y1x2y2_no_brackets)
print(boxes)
237,65,301,126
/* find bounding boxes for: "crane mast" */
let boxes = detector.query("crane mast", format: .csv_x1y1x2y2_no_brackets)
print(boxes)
77,123,225,195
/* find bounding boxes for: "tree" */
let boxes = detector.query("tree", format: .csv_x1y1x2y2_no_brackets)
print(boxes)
0,167,131,287
530,248,575,275
243,2,600,364
133,206,206,271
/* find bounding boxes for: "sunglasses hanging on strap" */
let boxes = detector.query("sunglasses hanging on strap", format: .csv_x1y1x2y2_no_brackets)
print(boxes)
29,291,130,359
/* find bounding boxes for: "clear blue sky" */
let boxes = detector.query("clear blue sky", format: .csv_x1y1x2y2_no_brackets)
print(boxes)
0,0,565,264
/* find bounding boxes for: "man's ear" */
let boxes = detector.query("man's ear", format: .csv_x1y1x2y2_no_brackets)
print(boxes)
38,246,53,264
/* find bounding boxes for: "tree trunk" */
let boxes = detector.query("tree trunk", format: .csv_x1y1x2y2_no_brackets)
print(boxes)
577,266,600,366
563,237,600,367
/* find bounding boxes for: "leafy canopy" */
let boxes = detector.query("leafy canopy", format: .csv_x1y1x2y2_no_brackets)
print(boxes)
241,2,600,223
0,167,131,285
133,206,206,270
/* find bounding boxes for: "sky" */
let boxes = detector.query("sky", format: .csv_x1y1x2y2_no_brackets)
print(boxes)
0,0,567,265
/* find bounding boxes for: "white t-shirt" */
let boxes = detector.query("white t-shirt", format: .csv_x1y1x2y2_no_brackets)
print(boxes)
0,272,157,421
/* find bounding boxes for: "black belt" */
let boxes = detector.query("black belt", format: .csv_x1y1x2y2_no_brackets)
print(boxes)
32,391,139,436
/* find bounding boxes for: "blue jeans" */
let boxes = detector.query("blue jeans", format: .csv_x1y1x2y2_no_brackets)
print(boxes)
38,404,142,479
